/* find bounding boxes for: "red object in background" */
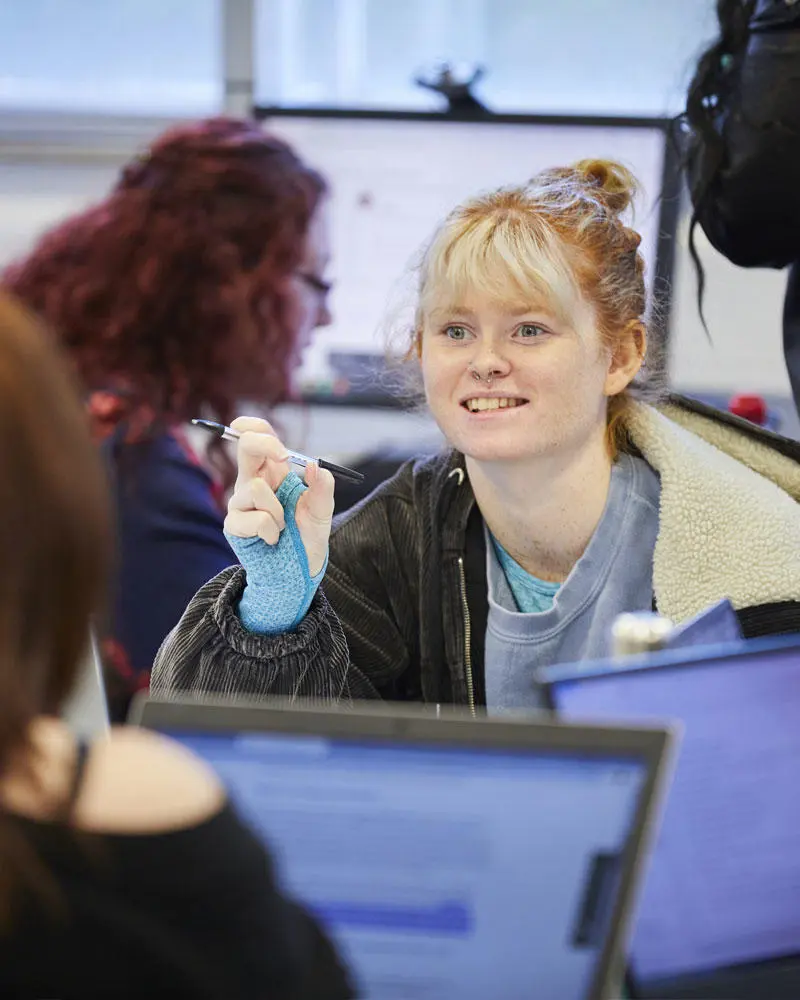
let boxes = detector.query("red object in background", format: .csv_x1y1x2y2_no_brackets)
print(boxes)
728,393,768,426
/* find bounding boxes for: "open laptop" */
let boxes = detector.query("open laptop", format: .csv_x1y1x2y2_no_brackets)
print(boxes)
131,696,673,1000
540,634,800,1000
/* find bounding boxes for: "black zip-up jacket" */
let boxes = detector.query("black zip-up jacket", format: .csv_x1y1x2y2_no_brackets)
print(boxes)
152,397,800,711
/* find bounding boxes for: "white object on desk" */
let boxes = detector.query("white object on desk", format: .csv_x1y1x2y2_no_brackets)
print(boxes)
61,631,110,739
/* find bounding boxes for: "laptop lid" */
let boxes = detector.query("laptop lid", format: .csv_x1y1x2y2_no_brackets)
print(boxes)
132,696,673,1000
540,634,800,999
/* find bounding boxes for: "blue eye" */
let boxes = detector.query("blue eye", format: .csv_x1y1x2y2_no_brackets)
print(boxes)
443,325,470,341
516,323,545,339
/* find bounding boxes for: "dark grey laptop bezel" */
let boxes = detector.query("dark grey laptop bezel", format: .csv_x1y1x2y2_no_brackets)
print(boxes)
131,695,674,1000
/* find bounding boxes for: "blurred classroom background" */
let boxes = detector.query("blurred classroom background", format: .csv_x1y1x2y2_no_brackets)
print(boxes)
1,0,795,467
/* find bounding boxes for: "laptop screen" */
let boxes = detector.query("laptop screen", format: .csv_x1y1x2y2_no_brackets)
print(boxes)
167,728,648,1000
549,643,800,995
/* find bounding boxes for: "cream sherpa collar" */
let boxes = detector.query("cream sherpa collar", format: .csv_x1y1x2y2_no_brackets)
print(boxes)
625,402,800,621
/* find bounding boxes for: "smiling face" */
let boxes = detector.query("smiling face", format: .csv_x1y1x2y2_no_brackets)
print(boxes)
415,177,646,466
421,293,615,464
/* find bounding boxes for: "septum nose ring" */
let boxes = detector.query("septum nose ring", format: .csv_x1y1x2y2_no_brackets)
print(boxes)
470,366,499,388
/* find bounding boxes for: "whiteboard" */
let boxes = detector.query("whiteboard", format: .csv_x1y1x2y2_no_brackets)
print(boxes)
262,114,669,394
0,116,670,403
0,162,119,265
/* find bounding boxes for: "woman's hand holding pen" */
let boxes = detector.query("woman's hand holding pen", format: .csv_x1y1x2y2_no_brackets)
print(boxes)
224,416,335,577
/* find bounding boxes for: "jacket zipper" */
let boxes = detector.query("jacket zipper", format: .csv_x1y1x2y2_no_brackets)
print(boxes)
457,556,476,717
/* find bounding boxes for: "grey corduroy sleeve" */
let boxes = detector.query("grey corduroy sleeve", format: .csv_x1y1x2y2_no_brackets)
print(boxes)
151,461,428,706
150,566,381,702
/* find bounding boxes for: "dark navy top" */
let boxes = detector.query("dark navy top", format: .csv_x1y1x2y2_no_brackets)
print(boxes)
104,430,234,719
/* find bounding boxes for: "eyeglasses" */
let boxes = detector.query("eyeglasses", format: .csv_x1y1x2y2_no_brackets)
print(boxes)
295,271,333,298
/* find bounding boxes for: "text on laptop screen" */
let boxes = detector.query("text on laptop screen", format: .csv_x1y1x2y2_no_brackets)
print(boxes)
550,645,800,986
169,731,647,1000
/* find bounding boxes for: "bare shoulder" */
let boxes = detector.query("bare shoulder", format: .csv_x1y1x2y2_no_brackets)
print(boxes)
73,726,226,835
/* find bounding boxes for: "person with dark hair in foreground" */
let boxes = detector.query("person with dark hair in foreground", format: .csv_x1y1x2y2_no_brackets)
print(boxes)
681,0,800,414
0,292,352,1000
3,116,332,718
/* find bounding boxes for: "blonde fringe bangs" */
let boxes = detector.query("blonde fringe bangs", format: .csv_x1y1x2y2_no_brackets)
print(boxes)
417,201,581,329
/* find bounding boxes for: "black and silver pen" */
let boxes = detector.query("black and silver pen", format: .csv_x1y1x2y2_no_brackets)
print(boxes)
191,419,365,485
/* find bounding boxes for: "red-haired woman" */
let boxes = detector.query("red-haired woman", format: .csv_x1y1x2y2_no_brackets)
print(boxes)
3,117,331,718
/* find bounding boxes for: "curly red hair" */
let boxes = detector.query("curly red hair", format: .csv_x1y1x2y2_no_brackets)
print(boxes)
2,117,326,478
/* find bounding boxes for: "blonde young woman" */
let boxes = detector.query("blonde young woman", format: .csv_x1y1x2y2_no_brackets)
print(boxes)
153,160,800,712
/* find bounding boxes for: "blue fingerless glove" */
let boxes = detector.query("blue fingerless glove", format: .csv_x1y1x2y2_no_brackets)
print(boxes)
225,471,328,635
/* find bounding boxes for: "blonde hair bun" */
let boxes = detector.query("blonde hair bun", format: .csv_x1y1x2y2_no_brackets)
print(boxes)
573,158,638,216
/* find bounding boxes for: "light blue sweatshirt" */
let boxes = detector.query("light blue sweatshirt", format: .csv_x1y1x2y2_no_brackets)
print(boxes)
485,453,662,713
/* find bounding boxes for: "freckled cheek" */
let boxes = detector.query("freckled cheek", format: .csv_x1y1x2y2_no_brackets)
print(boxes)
517,362,564,403
420,352,460,395
422,372,464,433
533,365,605,434
423,374,451,416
